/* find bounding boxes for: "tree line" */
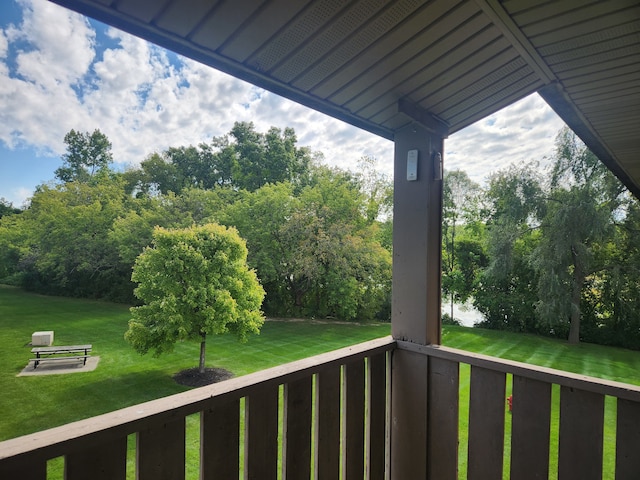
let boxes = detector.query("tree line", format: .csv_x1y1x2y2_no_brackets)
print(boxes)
2,124,640,349
0,123,392,322
443,126,640,349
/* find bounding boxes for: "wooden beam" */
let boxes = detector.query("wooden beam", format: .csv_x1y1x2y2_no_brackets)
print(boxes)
397,99,449,138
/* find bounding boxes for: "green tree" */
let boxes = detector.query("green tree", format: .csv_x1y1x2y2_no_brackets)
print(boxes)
125,224,265,373
0,198,21,219
442,169,482,320
55,129,113,183
474,163,543,332
225,165,392,320
4,178,130,299
534,127,624,343
223,183,299,313
228,122,312,191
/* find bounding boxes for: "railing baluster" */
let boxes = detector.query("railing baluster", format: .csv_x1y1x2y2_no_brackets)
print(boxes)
368,352,387,480
316,365,341,480
283,376,313,479
137,417,186,480
245,383,279,480
0,457,46,480
390,349,428,479
467,366,506,480
344,358,365,479
427,356,459,480
558,386,604,480
201,399,240,479
65,437,127,480
616,398,640,479
510,375,551,480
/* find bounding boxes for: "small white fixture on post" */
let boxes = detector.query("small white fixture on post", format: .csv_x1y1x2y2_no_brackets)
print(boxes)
407,149,418,181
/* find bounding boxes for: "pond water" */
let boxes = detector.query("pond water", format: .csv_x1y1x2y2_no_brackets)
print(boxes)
441,300,483,327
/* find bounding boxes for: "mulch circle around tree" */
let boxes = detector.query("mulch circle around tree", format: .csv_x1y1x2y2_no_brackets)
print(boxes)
173,367,234,387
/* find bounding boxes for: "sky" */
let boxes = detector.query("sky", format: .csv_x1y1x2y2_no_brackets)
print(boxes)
0,0,567,208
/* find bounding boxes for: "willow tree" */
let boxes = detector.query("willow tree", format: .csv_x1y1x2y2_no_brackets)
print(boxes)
125,224,265,373
534,127,624,343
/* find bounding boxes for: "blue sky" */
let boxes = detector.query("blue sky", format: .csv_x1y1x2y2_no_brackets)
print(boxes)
0,0,566,207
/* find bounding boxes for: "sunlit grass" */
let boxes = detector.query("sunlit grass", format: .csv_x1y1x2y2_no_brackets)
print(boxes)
3,286,640,478
0,285,390,441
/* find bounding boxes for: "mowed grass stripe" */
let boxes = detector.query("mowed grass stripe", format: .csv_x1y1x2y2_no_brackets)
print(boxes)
0,285,390,440
2,285,640,479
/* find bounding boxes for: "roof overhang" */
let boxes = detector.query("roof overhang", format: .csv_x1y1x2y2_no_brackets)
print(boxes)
50,0,640,196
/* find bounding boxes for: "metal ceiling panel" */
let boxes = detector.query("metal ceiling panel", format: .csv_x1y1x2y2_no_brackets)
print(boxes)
48,0,640,196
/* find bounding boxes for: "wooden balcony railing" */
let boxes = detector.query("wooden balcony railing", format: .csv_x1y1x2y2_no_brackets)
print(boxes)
2,335,640,479
395,341,640,480
0,336,394,480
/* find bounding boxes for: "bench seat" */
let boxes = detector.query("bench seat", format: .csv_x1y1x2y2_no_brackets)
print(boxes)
29,355,90,368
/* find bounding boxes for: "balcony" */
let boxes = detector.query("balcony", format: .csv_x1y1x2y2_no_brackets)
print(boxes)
2,335,639,479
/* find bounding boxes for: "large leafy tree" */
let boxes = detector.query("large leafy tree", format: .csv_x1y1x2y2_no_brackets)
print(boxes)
534,127,624,343
55,129,113,183
130,122,314,195
225,166,392,321
228,122,312,191
125,224,265,373
474,163,544,331
2,178,129,299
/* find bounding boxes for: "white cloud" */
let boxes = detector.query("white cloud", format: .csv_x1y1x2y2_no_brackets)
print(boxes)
446,94,565,185
0,0,566,196
0,29,7,59
7,0,95,86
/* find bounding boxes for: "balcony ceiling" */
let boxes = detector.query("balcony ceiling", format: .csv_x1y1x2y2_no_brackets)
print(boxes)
51,0,640,196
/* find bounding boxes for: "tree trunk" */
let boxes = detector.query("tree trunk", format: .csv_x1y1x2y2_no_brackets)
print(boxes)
450,224,455,322
199,332,206,374
568,246,585,344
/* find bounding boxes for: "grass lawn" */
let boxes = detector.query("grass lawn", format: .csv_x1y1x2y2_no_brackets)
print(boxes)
2,286,640,478
441,326,640,479
0,285,391,441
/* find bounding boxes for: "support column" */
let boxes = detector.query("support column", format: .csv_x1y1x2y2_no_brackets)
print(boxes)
390,122,444,479
391,122,443,345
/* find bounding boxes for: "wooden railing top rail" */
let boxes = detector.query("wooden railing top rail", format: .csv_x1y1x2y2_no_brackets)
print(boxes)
398,341,640,402
0,335,395,463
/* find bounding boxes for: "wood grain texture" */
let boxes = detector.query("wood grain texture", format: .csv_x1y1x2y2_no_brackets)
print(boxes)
467,366,506,480
65,436,127,480
343,358,365,479
245,383,279,480
510,375,551,480
558,386,604,480
390,349,428,479
367,352,387,480
427,356,459,480
615,398,640,479
315,366,341,480
200,399,240,479
137,417,186,480
283,376,312,479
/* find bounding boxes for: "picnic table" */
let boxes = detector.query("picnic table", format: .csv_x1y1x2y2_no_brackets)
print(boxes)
30,344,92,369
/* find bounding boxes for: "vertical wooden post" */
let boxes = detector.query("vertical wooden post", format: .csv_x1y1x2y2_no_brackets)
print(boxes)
66,437,128,480
390,123,444,479
391,123,443,345
201,399,240,479
343,359,365,479
137,417,186,480
283,377,313,479
315,367,342,480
